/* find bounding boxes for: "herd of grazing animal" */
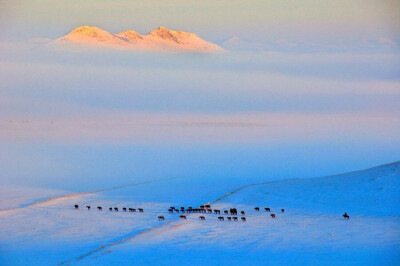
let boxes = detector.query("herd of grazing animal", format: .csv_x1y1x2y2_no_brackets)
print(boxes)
166,205,280,222
74,204,350,221
74,205,144,213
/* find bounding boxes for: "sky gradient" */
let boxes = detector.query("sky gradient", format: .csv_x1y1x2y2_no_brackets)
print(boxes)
0,0,399,190
0,0,399,51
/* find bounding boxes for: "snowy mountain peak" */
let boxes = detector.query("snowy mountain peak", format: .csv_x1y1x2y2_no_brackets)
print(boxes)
116,30,143,41
224,36,245,44
51,26,223,53
67,26,110,38
59,25,123,45
148,27,197,43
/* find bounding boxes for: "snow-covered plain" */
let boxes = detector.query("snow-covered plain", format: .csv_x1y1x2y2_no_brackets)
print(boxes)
1,162,399,265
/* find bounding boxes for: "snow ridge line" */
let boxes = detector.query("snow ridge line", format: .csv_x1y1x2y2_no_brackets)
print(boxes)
58,219,183,265
0,177,177,214
210,180,281,204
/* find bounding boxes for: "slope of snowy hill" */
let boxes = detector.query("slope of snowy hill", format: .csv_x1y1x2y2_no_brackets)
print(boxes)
0,161,399,265
50,26,224,53
220,36,262,51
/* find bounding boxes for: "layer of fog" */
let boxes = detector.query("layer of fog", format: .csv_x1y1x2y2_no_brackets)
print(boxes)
0,42,399,190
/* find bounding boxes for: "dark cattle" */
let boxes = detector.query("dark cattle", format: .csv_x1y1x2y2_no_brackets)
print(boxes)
86,206,91,210
241,217,246,222
200,205,205,209
158,216,165,221
265,207,270,212
138,208,144,212
271,214,276,218
74,205,79,210
175,209,179,213
227,217,232,221
254,207,260,212
343,212,350,220
205,204,211,209
207,209,212,214
123,207,127,212
214,209,220,214
109,207,112,211
97,206,102,211
129,208,136,212
230,208,237,215
186,209,192,213
169,208,174,213
218,216,224,221
233,217,238,221
170,207,175,210
224,210,229,215
241,211,245,215
180,215,187,220
281,209,285,213
114,207,119,211
180,207,185,210
199,216,205,220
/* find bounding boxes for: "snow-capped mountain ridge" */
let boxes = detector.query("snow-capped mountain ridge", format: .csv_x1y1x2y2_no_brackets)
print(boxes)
51,25,224,52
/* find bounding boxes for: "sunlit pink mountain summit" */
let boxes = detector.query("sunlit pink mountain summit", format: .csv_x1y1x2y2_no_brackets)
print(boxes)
51,26,224,53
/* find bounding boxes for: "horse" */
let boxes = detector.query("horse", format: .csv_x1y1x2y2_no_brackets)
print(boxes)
180,215,187,219
205,204,211,208
254,207,260,212
74,205,79,210
97,206,102,211
227,217,232,221
158,216,165,221
109,207,113,211
138,208,144,212
86,206,91,210
233,217,238,221
343,212,350,220
241,217,246,222
224,210,229,215
218,216,224,221
265,207,270,212
122,207,127,212
230,208,237,215
129,208,136,212
199,216,205,220
214,209,220,214
241,211,245,215
271,214,276,218
207,209,212,214
114,207,119,211
281,209,285,213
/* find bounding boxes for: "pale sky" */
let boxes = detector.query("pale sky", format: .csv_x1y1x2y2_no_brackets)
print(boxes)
0,0,399,47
